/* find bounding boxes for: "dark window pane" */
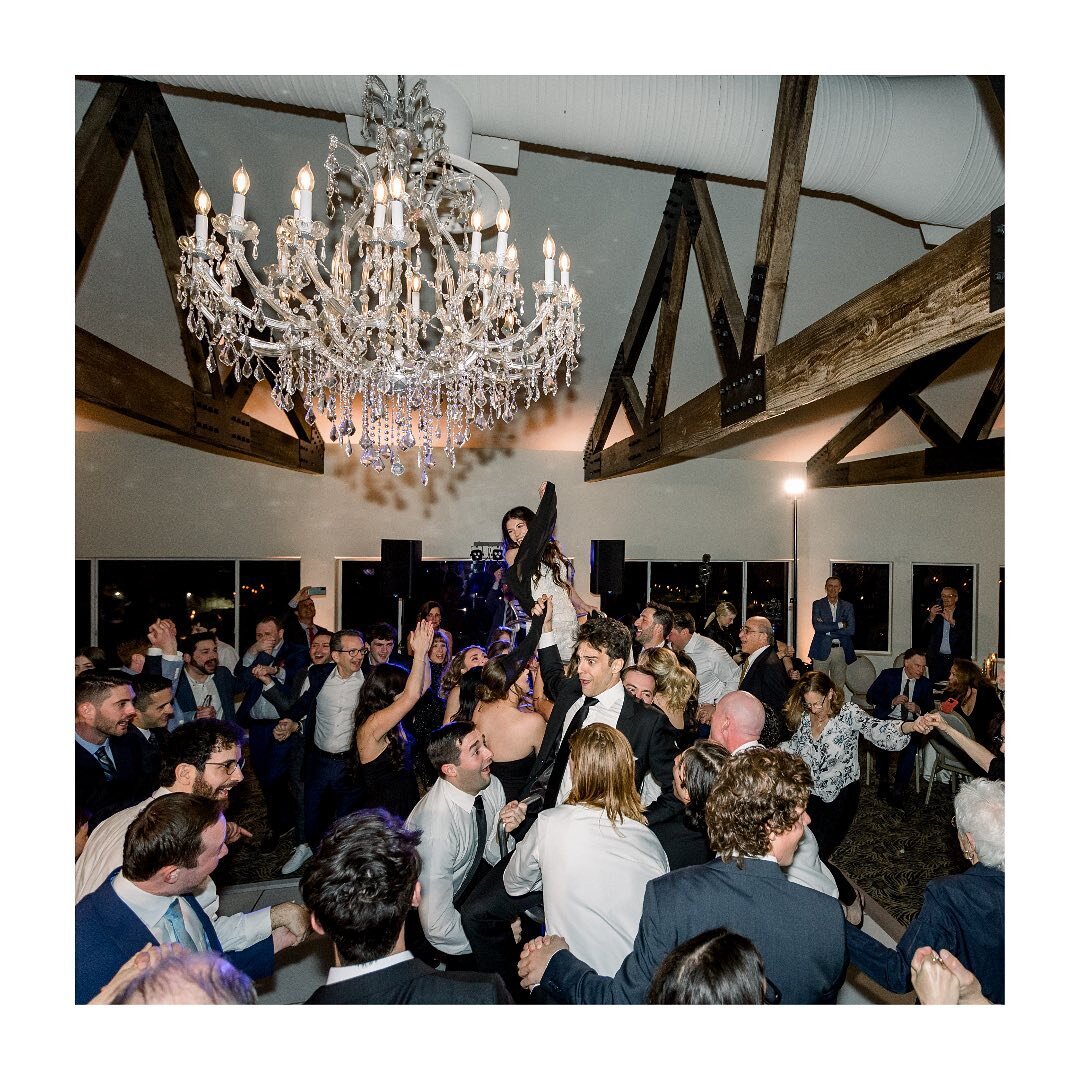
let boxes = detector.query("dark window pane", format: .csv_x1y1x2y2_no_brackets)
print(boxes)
831,562,891,653
98,560,234,665
647,561,709,622
341,561,394,636
76,560,92,649
910,564,975,652
747,562,790,644
238,560,301,651
603,561,649,623
699,562,744,625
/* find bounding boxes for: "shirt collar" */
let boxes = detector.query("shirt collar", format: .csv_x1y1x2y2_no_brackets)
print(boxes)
112,872,175,927
592,680,625,710
326,951,414,985
75,730,108,755
436,776,482,811
747,643,769,664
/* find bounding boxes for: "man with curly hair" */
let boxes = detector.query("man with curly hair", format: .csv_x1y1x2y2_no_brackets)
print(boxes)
517,749,847,1004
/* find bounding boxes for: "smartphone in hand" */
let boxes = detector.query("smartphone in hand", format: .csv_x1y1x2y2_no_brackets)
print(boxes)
939,697,959,714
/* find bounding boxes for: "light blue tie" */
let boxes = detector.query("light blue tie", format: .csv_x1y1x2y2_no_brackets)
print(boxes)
161,898,201,951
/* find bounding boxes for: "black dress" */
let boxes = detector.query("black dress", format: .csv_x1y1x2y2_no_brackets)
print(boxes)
403,687,446,790
355,737,420,820
489,750,537,804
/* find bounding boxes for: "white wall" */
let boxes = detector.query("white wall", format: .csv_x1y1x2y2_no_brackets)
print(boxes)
75,427,1003,672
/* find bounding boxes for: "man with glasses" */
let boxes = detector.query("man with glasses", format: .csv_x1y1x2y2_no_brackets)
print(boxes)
279,629,367,874
75,719,310,956
736,616,790,720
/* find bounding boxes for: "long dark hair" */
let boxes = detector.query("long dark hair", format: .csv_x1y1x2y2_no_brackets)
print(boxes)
475,654,527,704
501,505,571,592
354,663,411,769
450,668,483,725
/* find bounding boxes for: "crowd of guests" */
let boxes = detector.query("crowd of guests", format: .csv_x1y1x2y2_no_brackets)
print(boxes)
75,558,1004,1006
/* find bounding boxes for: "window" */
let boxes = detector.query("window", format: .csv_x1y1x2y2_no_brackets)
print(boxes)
76,559,92,650
910,564,976,655
747,561,790,644
81,559,299,664
831,561,892,653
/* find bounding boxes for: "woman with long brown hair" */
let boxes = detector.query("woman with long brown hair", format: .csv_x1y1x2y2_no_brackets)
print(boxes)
440,643,488,725
501,481,596,663
471,654,547,802
503,725,669,977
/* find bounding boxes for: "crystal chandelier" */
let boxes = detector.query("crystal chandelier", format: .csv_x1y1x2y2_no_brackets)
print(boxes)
176,76,582,483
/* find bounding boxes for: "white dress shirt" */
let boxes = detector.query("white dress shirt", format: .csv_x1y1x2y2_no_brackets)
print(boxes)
683,632,740,703
111,873,208,950
406,776,511,955
554,677,626,805
74,788,273,950
325,950,414,985
503,803,669,976
184,669,223,717
311,668,365,753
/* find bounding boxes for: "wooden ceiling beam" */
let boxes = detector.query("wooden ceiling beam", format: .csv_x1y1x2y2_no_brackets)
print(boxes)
588,212,1002,480
76,79,153,292
751,75,818,359
76,327,323,474
645,209,692,426
688,176,744,376
809,437,1003,489
963,348,1005,442
898,395,961,448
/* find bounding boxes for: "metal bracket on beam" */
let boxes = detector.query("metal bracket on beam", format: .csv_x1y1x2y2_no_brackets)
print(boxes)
739,263,767,364
719,363,766,423
584,450,603,481
626,423,662,462
989,205,1004,312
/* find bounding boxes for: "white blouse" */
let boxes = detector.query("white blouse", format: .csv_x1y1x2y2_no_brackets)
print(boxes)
781,701,910,803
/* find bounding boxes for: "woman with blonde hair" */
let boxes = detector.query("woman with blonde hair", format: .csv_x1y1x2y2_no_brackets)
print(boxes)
639,646,700,749
702,600,739,656
503,725,669,976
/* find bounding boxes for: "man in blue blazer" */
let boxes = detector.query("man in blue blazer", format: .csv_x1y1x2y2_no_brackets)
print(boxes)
75,793,274,1003
517,749,847,1005
172,632,237,727
866,647,935,807
809,577,857,691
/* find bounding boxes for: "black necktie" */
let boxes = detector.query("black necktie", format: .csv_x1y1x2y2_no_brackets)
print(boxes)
95,745,116,781
900,678,910,719
454,795,487,905
544,697,599,809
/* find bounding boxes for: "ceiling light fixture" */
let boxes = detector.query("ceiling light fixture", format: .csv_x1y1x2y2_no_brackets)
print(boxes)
176,75,583,483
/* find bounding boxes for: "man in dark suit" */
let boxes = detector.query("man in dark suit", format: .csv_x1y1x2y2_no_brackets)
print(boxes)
809,576,857,691
172,632,237,727
460,598,680,989
302,809,512,1004
75,793,275,1003
283,586,331,651
866,647,935,807
128,673,174,785
737,616,791,720
518,749,847,1004
920,585,972,684
76,671,157,830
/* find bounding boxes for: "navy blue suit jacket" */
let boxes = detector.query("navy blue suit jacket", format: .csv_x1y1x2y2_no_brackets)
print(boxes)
173,667,237,727
75,869,274,1003
284,661,339,764
809,597,857,662
306,957,512,1004
75,733,157,831
540,855,847,1004
865,667,935,722
845,862,1004,1003
234,643,309,726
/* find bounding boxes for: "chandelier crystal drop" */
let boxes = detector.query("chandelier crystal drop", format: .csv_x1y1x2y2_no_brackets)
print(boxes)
176,76,583,483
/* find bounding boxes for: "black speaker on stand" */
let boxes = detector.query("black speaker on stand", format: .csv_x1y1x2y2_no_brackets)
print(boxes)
590,540,625,611
381,539,422,644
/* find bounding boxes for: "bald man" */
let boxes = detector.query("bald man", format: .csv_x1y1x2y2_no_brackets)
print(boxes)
708,691,838,900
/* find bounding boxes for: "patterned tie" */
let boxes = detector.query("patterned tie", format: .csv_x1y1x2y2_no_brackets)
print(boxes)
94,745,116,781
454,795,488,905
544,697,599,808
161,898,200,951
307,624,315,647
739,658,750,686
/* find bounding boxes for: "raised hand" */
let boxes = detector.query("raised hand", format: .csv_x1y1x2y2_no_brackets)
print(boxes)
412,618,435,654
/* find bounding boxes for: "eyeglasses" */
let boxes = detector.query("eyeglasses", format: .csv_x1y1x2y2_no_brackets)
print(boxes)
336,648,365,657
739,625,766,634
204,757,245,775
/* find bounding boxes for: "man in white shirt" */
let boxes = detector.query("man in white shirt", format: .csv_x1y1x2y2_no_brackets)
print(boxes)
302,809,512,1003
668,609,740,727
279,629,367,874
75,793,288,1003
406,721,526,966
75,718,309,950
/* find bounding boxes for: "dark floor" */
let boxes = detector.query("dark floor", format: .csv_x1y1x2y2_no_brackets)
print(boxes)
217,758,970,929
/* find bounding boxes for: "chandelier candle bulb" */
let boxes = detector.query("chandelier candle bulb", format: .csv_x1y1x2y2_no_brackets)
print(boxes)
290,186,302,218
470,209,484,261
495,208,510,261
411,273,422,315
297,163,315,223
559,251,570,287
230,162,250,218
389,173,405,229
193,186,211,247
543,233,556,284
373,178,388,230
